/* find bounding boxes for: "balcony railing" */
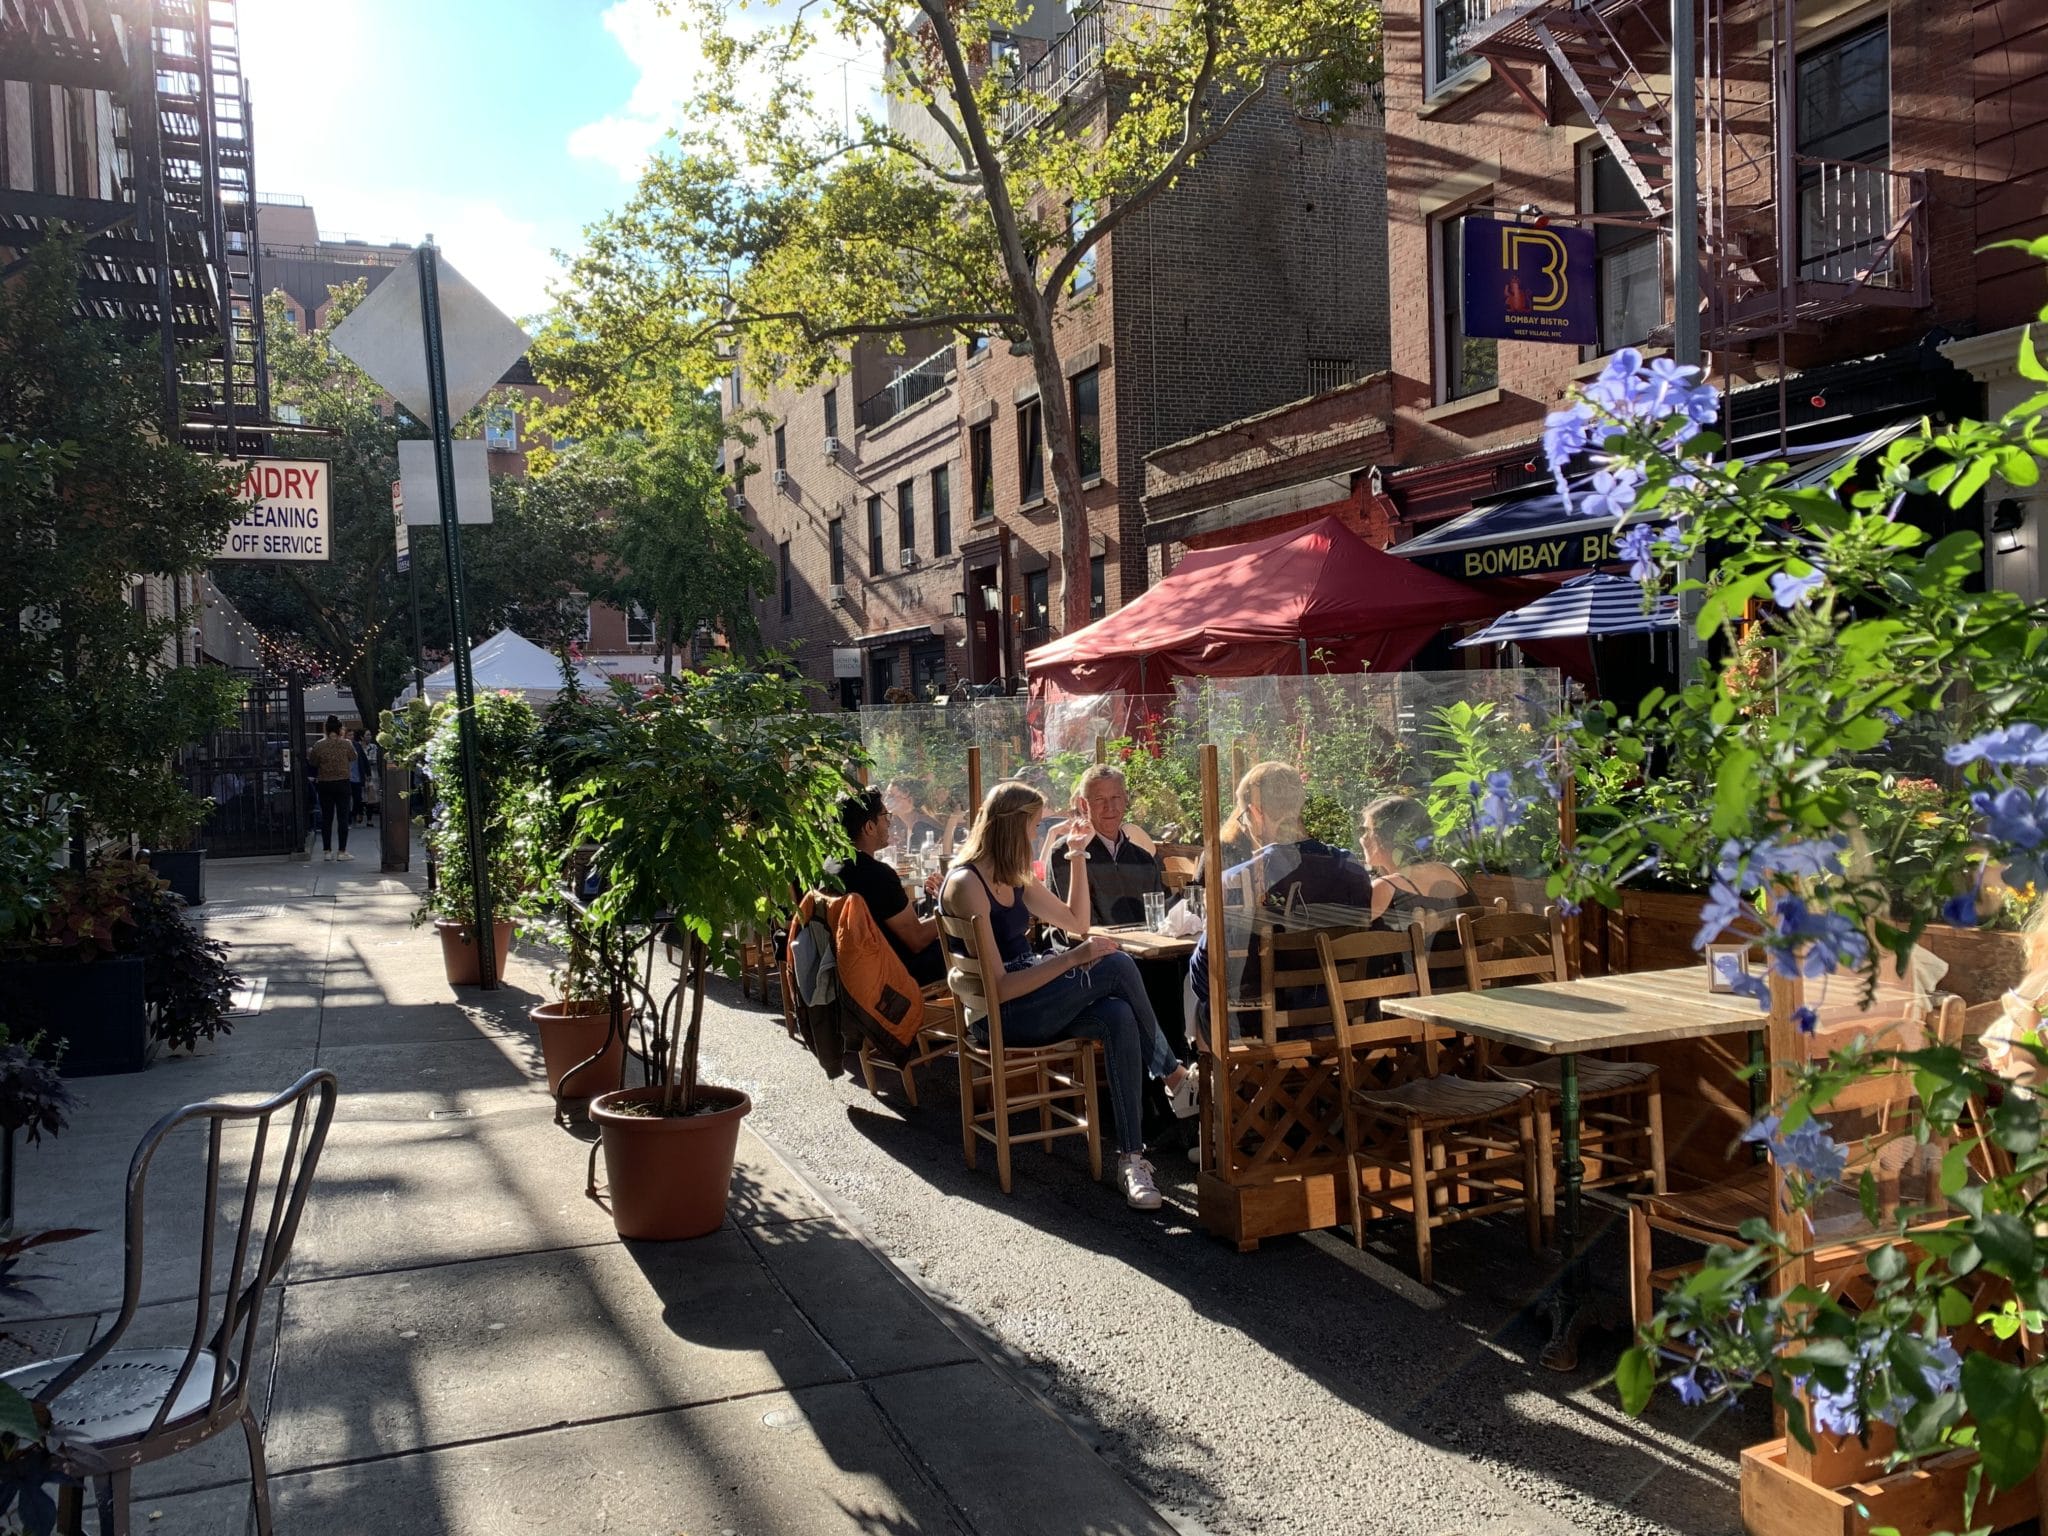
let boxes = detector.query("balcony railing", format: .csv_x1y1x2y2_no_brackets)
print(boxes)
856,345,957,432
996,11,1108,137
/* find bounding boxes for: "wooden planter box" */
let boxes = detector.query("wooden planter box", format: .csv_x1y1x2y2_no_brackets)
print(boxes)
146,848,206,907
0,955,154,1076
1915,923,2029,1006
1741,1438,2035,1536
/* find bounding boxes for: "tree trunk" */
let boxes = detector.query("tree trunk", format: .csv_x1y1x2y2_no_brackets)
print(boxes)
1018,288,1093,635
349,653,389,735
669,934,708,1116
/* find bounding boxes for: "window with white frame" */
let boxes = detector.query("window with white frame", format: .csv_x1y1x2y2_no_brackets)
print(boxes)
1797,20,1891,282
1433,212,1497,402
626,603,656,645
1585,149,1662,355
1426,0,1492,94
484,406,517,452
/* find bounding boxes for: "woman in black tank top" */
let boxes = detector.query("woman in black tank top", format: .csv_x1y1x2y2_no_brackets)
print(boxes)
941,780,1197,1211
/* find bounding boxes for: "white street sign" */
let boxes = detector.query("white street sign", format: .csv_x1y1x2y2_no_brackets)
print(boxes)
398,439,494,525
215,458,331,561
328,249,531,423
392,481,410,572
832,647,863,680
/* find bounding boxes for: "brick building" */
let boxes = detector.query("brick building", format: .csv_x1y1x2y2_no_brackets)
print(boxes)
730,9,1390,706
1143,0,2048,637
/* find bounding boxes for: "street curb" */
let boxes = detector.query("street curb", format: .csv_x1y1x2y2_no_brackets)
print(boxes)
742,1119,1217,1536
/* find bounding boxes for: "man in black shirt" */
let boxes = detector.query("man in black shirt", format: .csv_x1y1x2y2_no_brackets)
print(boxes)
826,789,946,988
1048,764,1163,927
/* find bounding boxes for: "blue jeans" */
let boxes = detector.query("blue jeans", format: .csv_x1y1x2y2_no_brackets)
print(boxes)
991,951,1180,1155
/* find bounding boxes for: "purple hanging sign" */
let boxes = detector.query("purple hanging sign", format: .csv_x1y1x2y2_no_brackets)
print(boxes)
1460,217,1599,346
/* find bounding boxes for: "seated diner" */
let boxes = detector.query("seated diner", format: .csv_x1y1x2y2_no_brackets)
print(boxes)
1358,794,1475,931
1048,763,1163,928
942,780,1197,1209
828,789,946,988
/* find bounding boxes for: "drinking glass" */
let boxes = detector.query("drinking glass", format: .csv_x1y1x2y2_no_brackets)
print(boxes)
1143,890,1167,932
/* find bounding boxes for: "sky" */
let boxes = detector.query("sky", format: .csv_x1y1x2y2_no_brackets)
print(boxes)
239,0,884,324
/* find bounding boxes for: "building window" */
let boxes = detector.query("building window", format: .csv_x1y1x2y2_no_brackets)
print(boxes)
1435,214,1497,402
823,387,839,442
1018,399,1045,503
1090,555,1106,621
829,517,845,585
1797,21,1891,282
1306,358,1361,396
867,493,884,574
1067,201,1096,293
1427,0,1491,94
970,422,995,519
778,541,792,617
484,406,517,453
773,424,787,471
1586,148,1661,354
626,603,656,645
897,479,916,559
1024,568,1051,631
1070,368,1101,480
968,334,991,361
730,371,743,407
931,465,952,557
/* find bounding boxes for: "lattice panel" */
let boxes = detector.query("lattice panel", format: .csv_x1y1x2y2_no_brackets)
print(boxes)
1220,1052,1347,1178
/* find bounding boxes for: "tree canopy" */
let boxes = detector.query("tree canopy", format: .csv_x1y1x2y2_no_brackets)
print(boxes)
536,0,1382,628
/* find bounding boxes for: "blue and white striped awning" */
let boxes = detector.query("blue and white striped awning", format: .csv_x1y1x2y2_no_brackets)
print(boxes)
1454,571,1678,647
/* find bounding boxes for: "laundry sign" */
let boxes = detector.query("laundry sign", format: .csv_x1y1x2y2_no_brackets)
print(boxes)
215,458,331,561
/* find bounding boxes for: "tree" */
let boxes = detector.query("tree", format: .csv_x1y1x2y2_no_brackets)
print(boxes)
536,0,1381,630
217,286,609,725
0,237,246,859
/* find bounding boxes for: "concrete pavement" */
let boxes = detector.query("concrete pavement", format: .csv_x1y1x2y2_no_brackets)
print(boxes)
9,853,1183,1536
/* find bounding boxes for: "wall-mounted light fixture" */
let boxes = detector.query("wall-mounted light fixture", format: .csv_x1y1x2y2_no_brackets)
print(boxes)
1993,497,2027,556
952,592,967,617
981,585,1001,612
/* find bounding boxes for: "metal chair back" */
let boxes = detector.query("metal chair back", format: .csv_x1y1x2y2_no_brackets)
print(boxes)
39,1068,338,1445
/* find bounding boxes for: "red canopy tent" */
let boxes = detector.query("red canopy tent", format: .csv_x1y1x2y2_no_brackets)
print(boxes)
1025,515,1510,697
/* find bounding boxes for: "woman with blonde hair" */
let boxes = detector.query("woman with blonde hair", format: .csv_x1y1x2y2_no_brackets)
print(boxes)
942,779,1196,1209
1982,897,2048,1096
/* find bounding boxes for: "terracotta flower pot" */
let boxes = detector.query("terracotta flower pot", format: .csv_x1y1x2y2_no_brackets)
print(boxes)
532,999,626,1099
435,917,513,986
590,1084,752,1240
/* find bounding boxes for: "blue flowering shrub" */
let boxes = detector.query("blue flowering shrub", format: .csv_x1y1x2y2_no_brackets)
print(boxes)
1550,245,2048,1508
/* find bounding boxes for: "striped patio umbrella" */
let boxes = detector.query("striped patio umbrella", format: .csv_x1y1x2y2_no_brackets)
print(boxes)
1454,571,1678,648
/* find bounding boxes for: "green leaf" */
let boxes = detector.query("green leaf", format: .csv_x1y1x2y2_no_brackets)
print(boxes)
1941,1142,1972,1198
1937,1285,1975,1327
2020,325,2048,385
1961,1352,2046,1489
1973,1212,2038,1277
1992,1093,2041,1157
1615,1345,1656,1416
0,1383,37,1444
1867,1242,1906,1283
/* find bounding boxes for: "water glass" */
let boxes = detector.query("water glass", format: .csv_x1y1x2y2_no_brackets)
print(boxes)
1142,891,1167,932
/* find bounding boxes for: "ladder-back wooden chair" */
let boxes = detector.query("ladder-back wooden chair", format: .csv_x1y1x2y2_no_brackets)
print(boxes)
937,911,1101,1193
1466,906,1667,1223
1626,993,1967,1332
855,984,960,1108
9,1070,338,1536
1321,928,1544,1285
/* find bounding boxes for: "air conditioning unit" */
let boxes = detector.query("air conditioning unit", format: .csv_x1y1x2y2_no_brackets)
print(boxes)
772,468,789,491
899,548,920,571
828,584,847,605
823,436,841,459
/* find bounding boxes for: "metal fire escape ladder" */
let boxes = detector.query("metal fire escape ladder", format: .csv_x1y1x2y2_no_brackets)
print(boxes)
1528,8,1672,218
202,0,265,430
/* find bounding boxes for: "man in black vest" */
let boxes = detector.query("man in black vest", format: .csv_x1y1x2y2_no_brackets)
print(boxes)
1048,764,1163,926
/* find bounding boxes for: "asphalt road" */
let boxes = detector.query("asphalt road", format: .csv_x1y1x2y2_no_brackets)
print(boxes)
694,978,1772,1536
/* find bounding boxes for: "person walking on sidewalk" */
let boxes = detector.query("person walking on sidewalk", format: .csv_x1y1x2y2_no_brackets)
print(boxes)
307,716,358,862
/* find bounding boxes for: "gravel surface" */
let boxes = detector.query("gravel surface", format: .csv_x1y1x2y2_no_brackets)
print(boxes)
695,979,1772,1536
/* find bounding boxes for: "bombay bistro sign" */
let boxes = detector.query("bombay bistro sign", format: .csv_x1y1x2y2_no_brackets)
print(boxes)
213,458,330,562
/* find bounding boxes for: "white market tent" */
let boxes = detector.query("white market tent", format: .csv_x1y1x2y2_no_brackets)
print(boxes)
411,629,604,702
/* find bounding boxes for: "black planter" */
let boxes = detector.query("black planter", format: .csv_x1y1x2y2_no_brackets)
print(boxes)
147,848,207,906
0,956,154,1076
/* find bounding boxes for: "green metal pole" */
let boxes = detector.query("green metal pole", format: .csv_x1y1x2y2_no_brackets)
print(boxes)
417,243,498,989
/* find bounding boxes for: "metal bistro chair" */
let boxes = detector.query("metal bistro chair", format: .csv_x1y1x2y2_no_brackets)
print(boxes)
9,1069,338,1536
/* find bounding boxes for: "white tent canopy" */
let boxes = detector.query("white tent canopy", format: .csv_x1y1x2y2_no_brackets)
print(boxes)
412,629,603,701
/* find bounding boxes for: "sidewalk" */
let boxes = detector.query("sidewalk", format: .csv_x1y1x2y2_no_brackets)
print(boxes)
11,851,1181,1536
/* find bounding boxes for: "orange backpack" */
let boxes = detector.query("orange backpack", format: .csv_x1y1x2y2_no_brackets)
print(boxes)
829,892,926,1048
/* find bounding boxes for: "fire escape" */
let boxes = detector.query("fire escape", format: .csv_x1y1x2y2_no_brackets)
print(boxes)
1463,0,1931,352
0,0,269,446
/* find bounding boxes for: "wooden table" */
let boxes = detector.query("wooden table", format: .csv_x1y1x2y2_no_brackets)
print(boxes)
1384,965,1767,1370
1096,924,1196,962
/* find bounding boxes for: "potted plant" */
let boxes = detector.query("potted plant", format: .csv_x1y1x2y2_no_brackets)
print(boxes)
0,1033,71,1225
567,665,849,1239
141,790,210,908
416,691,540,986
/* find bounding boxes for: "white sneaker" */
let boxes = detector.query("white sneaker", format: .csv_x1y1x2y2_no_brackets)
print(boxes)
337,851,355,862
1117,1155,1163,1210
1166,1070,1198,1118
322,851,333,862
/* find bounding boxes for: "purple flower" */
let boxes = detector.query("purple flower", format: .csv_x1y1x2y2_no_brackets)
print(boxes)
1715,957,1770,1008
1942,892,1978,928
1672,1368,1709,1407
1770,895,1869,977
1751,837,1848,881
1744,1114,1848,1185
1695,879,1748,950
1582,466,1642,520
1798,1375,1862,1438
1770,564,1826,609
1946,723,2048,767
1476,773,1529,831
1793,1005,1818,1033
1971,785,2048,852
1617,523,1664,583
1541,402,1600,490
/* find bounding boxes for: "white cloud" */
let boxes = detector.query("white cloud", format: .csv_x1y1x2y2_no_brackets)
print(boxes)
571,0,887,182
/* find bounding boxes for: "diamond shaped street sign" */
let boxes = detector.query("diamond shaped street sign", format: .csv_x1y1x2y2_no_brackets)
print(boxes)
328,248,531,422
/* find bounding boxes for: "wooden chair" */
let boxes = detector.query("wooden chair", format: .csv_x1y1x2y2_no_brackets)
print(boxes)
856,986,960,1108
1625,993,1966,1331
1160,855,1198,895
1321,927,1544,1285
1466,906,1667,1223
937,911,1102,1193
